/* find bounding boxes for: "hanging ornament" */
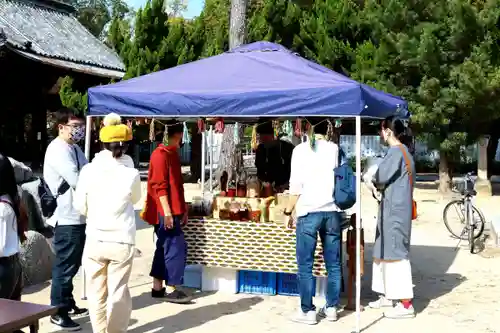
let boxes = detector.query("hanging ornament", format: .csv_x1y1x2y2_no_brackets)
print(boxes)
335,119,342,128
282,120,293,138
251,124,258,151
197,119,205,133
149,119,155,141
272,120,280,138
233,123,239,144
294,118,303,137
182,122,191,144
307,121,315,149
215,118,225,133
163,124,169,145
326,119,334,141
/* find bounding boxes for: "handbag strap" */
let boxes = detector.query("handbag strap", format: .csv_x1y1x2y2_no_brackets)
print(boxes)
398,145,413,190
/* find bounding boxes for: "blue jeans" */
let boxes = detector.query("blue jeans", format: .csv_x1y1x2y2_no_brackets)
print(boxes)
51,224,86,314
296,211,342,312
149,215,187,286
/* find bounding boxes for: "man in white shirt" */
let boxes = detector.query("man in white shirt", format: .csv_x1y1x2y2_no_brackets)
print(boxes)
284,119,343,325
43,108,88,331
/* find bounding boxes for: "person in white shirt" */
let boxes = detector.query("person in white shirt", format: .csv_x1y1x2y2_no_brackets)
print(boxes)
74,113,141,333
43,108,88,331
0,154,27,309
284,118,342,325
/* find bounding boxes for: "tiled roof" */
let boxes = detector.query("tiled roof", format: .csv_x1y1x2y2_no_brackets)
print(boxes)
0,0,125,74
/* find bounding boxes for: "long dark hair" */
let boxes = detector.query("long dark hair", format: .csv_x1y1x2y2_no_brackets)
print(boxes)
0,154,27,242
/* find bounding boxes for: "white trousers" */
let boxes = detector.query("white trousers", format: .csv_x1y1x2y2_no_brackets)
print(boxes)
83,241,135,333
372,259,413,300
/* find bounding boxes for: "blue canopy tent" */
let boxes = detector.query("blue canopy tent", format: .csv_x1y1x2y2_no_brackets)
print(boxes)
87,41,407,118
85,42,408,333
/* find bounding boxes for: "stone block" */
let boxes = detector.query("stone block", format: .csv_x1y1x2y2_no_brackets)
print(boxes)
491,217,500,247
20,231,55,286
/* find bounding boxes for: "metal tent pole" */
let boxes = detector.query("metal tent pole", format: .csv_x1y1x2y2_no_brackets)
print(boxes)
209,125,214,192
201,129,206,196
354,116,362,332
81,115,92,300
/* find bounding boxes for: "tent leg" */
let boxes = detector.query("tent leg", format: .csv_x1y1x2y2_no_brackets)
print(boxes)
201,129,206,196
354,116,362,333
209,125,214,192
81,116,92,301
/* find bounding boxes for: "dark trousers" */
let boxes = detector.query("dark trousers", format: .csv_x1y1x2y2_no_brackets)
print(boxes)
51,224,86,314
0,254,22,300
296,211,342,312
150,215,187,286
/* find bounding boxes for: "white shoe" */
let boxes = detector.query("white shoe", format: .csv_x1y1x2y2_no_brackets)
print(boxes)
318,306,338,322
368,296,393,309
290,309,317,325
384,302,415,319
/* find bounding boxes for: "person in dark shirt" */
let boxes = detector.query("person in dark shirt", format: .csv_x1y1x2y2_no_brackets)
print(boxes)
255,121,294,193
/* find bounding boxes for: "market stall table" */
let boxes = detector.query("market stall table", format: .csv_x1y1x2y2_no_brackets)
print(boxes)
0,299,56,333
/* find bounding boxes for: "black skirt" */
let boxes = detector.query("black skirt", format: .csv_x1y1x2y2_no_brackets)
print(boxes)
0,253,23,300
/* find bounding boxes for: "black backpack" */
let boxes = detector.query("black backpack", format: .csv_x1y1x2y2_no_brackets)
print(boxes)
38,178,71,218
39,146,80,218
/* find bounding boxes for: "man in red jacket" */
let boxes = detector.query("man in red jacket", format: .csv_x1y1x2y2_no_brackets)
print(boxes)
142,121,191,303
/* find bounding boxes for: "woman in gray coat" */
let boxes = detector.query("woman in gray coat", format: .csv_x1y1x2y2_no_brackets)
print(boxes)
368,116,416,319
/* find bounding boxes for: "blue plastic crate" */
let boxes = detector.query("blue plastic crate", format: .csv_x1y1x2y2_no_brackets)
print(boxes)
277,273,316,296
237,270,277,295
183,265,202,289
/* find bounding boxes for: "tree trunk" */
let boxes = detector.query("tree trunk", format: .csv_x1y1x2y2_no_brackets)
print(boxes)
438,150,452,193
209,0,247,189
229,0,247,50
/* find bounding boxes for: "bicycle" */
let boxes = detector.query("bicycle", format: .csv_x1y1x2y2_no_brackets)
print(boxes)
442,172,486,253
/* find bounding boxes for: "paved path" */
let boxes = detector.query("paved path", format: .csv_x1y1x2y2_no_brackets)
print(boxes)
23,186,500,333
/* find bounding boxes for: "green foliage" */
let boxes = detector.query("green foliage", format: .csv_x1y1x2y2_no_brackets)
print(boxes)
59,76,88,116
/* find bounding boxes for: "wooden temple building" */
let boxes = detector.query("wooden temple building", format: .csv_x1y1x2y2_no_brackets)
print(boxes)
0,0,125,168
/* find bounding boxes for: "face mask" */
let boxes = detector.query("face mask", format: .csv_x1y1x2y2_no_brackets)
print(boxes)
71,126,85,142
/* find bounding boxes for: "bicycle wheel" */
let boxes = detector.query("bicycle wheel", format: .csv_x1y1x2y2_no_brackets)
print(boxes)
443,200,486,240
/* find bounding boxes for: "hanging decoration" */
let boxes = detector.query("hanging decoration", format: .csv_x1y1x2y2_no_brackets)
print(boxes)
251,124,258,151
307,122,316,149
272,120,280,138
163,124,169,145
215,118,225,133
326,119,334,141
335,119,342,128
182,122,191,144
149,118,155,141
282,120,293,138
294,118,303,137
197,119,205,133
233,123,240,144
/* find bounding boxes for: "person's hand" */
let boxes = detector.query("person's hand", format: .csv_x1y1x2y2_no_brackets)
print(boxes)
285,215,295,229
181,212,188,227
163,214,174,229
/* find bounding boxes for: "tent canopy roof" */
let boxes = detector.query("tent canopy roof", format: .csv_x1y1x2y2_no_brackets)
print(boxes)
88,41,407,118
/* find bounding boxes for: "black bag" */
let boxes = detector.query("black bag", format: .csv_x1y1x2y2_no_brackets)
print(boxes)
39,147,80,218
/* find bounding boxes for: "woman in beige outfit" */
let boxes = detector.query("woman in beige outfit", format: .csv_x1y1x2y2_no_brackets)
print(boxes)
74,113,142,333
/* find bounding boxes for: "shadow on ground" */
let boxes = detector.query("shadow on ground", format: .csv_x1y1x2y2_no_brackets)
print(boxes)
128,296,263,333
360,243,464,314
132,290,217,311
